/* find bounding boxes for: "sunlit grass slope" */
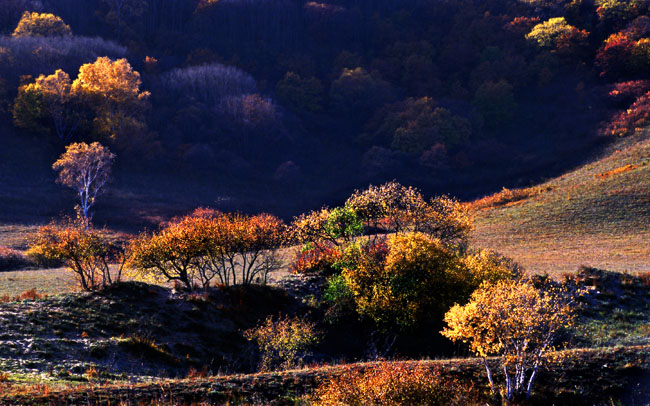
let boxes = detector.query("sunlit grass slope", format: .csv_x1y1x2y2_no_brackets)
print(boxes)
471,133,650,275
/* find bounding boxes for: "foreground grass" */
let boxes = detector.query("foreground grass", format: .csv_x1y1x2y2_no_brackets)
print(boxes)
471,133,650,276
0,345,648,405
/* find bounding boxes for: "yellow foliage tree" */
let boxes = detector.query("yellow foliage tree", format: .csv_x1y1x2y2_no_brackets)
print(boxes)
52,142,115,219
462,249,522,287
442,280,577,401
342,232,467,332
72,57,150,147
13,11,72,37
526,17,580,48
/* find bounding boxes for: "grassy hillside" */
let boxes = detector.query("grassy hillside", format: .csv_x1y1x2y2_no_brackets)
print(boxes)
471,131,650,276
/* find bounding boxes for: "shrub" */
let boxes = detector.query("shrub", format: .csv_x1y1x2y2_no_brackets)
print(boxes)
608,80,650,106
244,315,320,371
0,246,32,271
291,242,341,275
27,217,125,291
466,185,551,211
341,232,467,331
601,90,650,136
0,288,45,303
312,362,480,406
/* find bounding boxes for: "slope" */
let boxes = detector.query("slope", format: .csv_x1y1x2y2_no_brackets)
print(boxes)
471,132,650,275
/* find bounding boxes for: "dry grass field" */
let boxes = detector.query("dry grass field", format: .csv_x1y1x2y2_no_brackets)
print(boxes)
470,133,650,276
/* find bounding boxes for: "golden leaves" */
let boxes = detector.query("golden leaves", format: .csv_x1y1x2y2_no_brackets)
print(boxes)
13,12,72,37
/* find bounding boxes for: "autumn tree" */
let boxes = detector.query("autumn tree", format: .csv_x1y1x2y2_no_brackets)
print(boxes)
27,217,125,291
72,57,150,148
442,280,578,402
330,67,393,119
341,232,468,334
13,11,72,37
201,211,286,286
526,17,580,49
52,142,115,219
12,79,49,136
473,80,516,129
127,214,208,290
128,209,286,289
345,181,473,246
13,69,81,142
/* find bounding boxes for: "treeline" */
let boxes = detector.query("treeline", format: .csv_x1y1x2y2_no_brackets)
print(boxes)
2,0,650,205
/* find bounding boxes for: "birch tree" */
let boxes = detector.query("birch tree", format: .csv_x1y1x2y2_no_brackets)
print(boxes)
52,142,115,219
442,280,577,402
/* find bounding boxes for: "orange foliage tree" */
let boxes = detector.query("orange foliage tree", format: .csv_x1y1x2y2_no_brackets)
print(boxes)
27,217,125,291
128,209,286,289
13,11,72,37
52,142,115,219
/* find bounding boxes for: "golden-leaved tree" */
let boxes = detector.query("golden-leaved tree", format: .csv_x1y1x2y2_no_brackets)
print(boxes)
341,232,468,332
442,280,578,402
13,11,72,37
13,69,81,142
72,57,150,148
13,57,151,151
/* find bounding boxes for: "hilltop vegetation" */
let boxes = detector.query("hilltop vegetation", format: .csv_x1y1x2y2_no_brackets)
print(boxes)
2,0,650,222
0,0,649,404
